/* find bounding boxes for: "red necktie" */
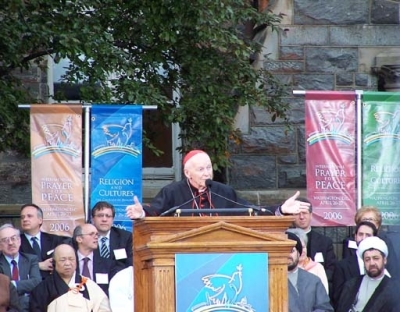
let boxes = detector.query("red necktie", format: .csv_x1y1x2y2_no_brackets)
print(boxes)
11,259,19,281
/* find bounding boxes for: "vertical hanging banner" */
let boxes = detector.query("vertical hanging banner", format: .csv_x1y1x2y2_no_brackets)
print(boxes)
362,92,400,225
90,105,142,232
31,104,84,236
306,91,357,226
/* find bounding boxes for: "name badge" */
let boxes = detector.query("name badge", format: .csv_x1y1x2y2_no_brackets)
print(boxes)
95,273,109,284
114,248,127,260
348,240,357,249
314,252,324,263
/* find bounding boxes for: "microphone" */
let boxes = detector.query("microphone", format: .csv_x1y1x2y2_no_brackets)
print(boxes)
159,193,203,216
205,179,274,215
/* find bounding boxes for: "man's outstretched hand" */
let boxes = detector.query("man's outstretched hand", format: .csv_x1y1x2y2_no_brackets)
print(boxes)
125,196,145,219
280,191,310,214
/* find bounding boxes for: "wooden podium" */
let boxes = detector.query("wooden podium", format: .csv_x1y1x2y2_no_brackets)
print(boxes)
133,216,295,312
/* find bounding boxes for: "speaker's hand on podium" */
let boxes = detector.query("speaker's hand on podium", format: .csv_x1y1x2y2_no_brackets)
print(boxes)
280,191,310,214
126,196,145,219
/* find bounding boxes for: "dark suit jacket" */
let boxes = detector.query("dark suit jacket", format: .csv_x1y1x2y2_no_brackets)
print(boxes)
307,229,337,281
331,254,360,309
19,231,72,279
0,252,41,312
76,250,124,296
336,275,400,312
108,226,133,267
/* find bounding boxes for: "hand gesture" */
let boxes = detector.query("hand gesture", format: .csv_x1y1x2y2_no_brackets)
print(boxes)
281,191,310,214
125,196,145,219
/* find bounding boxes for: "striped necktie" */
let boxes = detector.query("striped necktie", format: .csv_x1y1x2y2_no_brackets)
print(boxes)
31,237,42,260
100,237,110,258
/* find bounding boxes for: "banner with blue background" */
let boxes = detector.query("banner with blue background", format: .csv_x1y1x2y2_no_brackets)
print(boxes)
90,105,142,232
175,253,268,312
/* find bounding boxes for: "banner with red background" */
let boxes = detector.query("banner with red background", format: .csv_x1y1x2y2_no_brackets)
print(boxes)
305,91,357,226
30,104,84,236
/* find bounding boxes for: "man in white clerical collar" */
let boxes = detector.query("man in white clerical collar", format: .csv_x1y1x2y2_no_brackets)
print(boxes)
336,236,400,312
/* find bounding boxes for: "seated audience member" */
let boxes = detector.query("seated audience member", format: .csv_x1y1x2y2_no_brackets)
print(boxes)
285,198,336,286
286,231,333,312
0,273,21,312
331,221,377,310
91,201,133,267
19,203,72,279
29,244,111,312
287,228,329,294
109,266,134,312
336,236,400,312
342,206,381,259
343,206,400,279
0,224,41,312
73,223,123,296
126,149,310,219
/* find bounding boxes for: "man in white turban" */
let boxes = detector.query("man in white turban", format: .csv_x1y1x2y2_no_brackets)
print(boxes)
336,236,400,312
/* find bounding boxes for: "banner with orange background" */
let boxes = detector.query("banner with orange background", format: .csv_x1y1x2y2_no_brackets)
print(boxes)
31,104,84,236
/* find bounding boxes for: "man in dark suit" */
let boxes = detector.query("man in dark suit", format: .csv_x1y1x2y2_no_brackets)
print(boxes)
73,223,123,296
291,198,337,289
91,201,133,267
331,221,377,310
336,236,400,312
19,203,72,279
0,224,41,312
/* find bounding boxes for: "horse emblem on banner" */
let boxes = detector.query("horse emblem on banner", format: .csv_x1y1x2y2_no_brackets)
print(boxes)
364,109,400,146
92,116,140,158
32,115,81,158
307,102,354,145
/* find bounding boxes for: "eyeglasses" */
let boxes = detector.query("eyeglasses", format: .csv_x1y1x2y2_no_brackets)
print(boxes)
80,232,99,237
94,213,113,219
0,235,20,244
361,217,378,222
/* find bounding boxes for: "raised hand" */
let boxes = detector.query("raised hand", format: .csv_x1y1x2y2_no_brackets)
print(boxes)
125,196,145,219
281,191,310,214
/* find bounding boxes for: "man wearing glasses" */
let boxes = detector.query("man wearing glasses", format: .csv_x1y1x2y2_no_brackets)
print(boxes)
72,223,123,296
91,201,133,267
0,224,41,312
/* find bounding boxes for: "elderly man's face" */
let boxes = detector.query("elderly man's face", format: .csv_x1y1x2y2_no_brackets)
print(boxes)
54,245,77,280
184,153,213,190
363,249,386,278
0,227,21,258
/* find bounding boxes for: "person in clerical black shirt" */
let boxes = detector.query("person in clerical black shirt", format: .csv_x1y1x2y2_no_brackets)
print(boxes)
126,149,309,219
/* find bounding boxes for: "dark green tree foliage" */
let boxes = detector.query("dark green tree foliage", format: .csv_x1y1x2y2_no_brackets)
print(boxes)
0,0,287,170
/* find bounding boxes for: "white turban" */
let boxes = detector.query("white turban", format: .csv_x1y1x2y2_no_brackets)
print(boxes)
357,236,388,259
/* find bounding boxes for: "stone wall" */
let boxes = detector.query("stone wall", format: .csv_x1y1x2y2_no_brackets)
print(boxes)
229,0,400,189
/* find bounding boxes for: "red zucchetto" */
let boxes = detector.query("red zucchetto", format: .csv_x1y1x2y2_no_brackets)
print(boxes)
182,150,206,166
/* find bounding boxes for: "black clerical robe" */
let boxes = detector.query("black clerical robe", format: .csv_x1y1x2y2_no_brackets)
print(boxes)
144,178,250,216
336,275,400,312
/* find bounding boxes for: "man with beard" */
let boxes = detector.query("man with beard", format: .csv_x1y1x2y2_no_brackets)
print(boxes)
29,244,111,311
286,231,333,312
331,221,377,309
336,236,400,312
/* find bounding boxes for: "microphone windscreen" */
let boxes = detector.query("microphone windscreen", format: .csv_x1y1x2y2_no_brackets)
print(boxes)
206,179,213,188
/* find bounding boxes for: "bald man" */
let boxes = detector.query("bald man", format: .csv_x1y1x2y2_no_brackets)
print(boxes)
126,149,309,218
29,244,111,312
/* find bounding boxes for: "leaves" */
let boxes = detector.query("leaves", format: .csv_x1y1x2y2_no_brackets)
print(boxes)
0,0,288,170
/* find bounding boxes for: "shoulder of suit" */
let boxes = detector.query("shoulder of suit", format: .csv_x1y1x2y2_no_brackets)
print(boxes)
310,229,333,242
111,226,131,236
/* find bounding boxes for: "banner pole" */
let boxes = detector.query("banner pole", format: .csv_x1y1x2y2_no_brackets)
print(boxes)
84,104,91,221
356,90,363,210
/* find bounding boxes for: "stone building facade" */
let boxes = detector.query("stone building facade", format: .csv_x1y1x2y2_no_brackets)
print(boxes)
1,0,400,258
